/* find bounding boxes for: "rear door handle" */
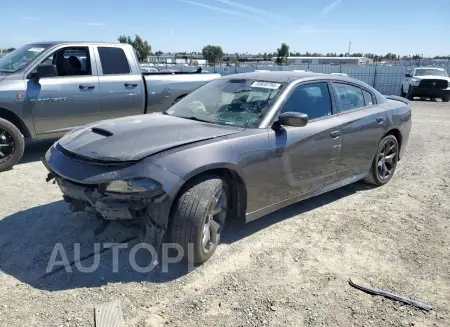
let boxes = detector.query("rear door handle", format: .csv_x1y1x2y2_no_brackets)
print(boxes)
376,117,384,124
79,84,95,90
125,83,138,87
330,130,341,138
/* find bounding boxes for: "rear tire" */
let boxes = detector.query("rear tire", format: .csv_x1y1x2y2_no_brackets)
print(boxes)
0,118,25,172
443,96,450,103
169,175,229,265
364,135,399,186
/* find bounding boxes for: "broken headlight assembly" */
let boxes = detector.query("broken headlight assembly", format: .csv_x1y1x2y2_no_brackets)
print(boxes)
104,179,163,197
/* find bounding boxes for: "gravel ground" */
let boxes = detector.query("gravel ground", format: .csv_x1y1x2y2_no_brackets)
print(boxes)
0,101,449,327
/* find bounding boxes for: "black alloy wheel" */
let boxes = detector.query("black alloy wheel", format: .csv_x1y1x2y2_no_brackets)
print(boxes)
365,135,399,186
0,128,15,164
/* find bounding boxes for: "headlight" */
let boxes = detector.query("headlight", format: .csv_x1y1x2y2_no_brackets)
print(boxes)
105,179,161,195
411,79,421,86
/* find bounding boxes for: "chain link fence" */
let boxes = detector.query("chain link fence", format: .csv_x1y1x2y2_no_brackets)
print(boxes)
170,61,450,96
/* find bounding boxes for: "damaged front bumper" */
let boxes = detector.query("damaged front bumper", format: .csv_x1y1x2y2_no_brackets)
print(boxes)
42,144,184,248
55,177,156,220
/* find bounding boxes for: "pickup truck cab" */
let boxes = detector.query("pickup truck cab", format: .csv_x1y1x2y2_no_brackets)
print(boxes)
0,42,220,171
400,67,450,102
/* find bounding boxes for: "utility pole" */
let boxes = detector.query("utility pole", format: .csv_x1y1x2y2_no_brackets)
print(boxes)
347,41,352,56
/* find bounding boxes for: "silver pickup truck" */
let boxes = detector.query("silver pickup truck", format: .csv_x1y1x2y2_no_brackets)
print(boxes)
0,42,220,171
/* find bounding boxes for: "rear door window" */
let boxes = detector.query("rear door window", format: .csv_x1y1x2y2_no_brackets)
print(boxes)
334,83,365,112
98,47,130,75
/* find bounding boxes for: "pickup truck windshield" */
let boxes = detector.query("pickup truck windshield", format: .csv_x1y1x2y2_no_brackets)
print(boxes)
0,44,51,73
414,69,448,77
165,78,285,128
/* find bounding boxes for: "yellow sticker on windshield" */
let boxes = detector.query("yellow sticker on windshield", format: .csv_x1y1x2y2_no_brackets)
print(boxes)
251,81,281,89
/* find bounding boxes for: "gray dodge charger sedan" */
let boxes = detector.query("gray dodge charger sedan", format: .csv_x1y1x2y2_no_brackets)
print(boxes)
43,72,412,264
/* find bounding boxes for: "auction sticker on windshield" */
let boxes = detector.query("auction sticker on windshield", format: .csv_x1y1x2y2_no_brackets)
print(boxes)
28,48,45,53
251,81,281,89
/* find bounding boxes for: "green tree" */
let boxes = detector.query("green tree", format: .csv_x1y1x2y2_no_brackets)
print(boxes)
229,57,240,66
276,42,289,65
117,34,151,62
202,45,224,65
384,52,397,60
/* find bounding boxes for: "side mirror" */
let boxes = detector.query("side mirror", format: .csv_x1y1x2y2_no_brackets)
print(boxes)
277,112,309,127
405,73,412,78
36,64,57,78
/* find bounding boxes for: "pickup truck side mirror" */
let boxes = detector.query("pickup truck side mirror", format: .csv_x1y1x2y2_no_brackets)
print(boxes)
35,64,57,79
405,73,412,78
277,112,309,127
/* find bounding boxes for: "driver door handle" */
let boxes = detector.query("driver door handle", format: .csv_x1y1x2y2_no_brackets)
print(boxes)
125,83,138,87
330,130,341,138
79,84,95,90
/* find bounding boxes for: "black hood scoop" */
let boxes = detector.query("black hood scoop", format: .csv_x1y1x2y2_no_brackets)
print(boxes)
58,113,244,162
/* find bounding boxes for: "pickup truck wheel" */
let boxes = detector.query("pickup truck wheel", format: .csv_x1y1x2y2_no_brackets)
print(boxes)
406,86,414,100
400,86,406,98
443,96,450,102
169,175,228,265
0,118,25,172
364,135,399,186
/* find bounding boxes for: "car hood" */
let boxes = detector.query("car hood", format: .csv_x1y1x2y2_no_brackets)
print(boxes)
58,113,244,162
0,73,6,83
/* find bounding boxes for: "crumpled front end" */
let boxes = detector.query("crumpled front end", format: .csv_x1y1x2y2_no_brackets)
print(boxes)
43,143,183,248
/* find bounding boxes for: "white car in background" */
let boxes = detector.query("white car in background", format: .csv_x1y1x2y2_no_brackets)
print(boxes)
140,66,159,73
401,67,450,102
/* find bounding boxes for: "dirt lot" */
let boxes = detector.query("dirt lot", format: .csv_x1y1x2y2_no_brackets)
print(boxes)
0,101,449,327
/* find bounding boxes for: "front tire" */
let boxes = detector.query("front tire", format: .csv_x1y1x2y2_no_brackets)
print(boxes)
443,96,450,103
365,135,399,186
0,118,25,172
170,176,228,264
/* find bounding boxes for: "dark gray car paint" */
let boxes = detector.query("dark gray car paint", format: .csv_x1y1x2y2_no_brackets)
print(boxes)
59,113,244,161
44,72,412,233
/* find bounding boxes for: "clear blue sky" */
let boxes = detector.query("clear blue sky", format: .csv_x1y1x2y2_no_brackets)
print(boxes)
1,0,449,56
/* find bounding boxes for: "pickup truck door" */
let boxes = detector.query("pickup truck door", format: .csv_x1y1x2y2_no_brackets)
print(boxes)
93,45,145,120
402,69,413,93
26,45,102,138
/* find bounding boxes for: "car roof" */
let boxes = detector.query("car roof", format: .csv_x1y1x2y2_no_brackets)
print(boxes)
221,71,324,83
220,71,368,86
29,41,123,47
414,67,445,70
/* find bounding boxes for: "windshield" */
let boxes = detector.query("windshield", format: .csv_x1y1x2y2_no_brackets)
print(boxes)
0,44,51,73
414,69,448,77
165,78,285,128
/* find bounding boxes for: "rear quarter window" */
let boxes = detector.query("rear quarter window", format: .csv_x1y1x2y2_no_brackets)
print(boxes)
362,89,375,106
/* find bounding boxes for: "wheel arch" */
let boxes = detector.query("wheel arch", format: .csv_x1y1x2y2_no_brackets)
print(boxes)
384,128,403,160
169,164,248,222
0,107,31,139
